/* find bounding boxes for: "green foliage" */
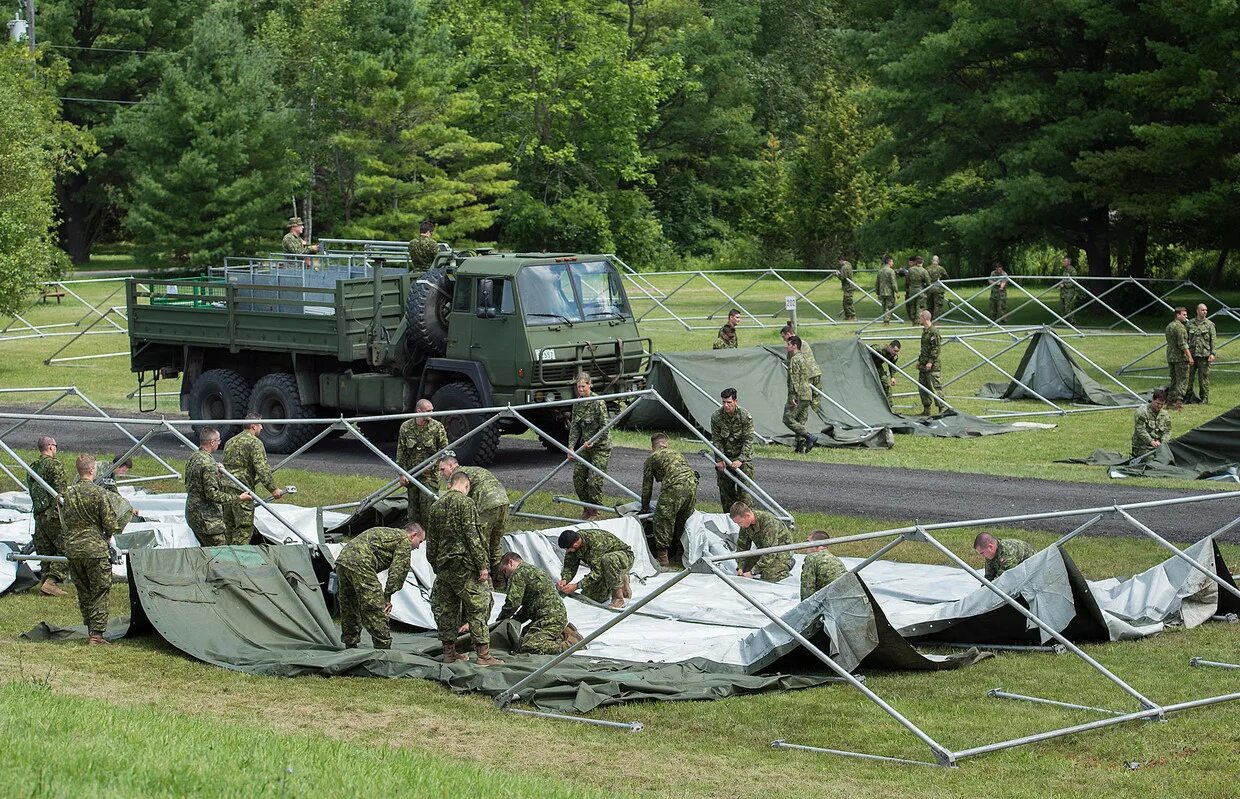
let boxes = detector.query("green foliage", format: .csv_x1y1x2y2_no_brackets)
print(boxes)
120,11,300,267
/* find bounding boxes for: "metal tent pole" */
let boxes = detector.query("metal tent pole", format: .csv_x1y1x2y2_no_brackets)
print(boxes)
508,407,639,501
700,271,771,324
954,337,1064,413
503,708,644,732
1114,508,1240,604
1189,658,1240,671
635,273,700,326
0,438,63,501
767,270,836,323
655,357,774,445
1048,329,1147,402
986,689,1123,716
269,422,344,472
938,332,1033,390
71,388,182,480
0,389,72,439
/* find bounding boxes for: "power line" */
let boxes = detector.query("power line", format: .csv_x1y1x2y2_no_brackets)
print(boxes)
46,43,165,55
59,96,141,105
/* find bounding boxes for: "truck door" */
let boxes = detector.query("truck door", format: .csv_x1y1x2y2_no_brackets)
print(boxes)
456,276,517,382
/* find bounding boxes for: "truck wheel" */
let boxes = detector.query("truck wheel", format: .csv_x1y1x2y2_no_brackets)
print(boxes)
535,410,571,452
406,267,451,355
247,373,318,454
188,369,251,442
430,382,499,466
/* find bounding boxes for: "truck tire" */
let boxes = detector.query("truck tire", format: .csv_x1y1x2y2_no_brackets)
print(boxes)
247,373,318,454
188,369,252,442
406,267,451,355
535,409,571,452
431,381,499,466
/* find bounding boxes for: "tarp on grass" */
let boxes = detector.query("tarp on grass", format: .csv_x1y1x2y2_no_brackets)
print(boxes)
977,327,1142,407
624,339,1019,446
1061,403,1240,479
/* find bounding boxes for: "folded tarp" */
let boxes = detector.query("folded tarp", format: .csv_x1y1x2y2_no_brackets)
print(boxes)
977,327,1142,407
1061,403,1240,479
623,339,1018,446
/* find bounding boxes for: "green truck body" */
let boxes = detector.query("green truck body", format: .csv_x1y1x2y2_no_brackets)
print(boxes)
126,252,650,464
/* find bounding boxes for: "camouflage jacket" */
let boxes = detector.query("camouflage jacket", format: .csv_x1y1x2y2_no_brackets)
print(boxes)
984,538,1036,580
788,350,815,401
919,325,941,367
736,510,792,573
906,265,930,297
569,398,612,451
988,270,1008,296
1186,318,1217,357
869,345,897,382
282,232,310,255
875,266,898,299
838,261,854,289
640,448,698,508
457,466,508,511
93,472,120,495
337,526,412,598
561,527,633,584
427,491,486,572
185,448,229,511
408,236,439,270
927,262,948,293
223,431,276,495
61,479,131,559
710,406,754,463
396,419,449,478
1058,266,1077,292
498,562,566,624
1165,320,1190,363
28,454,67,515
1132,404,1171,454
714,324,739,349
801,550,847,599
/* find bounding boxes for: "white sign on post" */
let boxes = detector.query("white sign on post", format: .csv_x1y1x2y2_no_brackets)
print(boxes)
784,296,797,311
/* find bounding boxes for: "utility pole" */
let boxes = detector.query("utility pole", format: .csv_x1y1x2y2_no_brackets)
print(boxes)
24,0,34,52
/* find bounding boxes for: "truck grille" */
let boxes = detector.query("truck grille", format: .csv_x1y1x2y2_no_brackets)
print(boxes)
539,359,621,386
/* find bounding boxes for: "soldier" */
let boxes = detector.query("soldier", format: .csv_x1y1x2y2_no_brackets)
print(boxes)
710,387,755,512
837,257,856,321
185,427,248,548
1165,306,1193,409
876,255,898,325
222,414,284,546
438,456,509,585
926,255,948,319
396,399,449,526
973,533,1035,580
93,454,132,495
1058,257,1078,317
715,309,741,348
567,374,611,520
916,310,947,417
800,530,847,600
988,262,1009,321
640,433,699,566
28,435,69,596
557,527,634,609
905,256,930,322
61,455,132,646
336,523,424,650
729,502,794,583
497,552,582,654
408,220,438,270
780,324,821,408
282,217,319,255
869,340,901,404
1186,303,1217,404
1132,389,1171,458
427,471,499,665
783,336,818,454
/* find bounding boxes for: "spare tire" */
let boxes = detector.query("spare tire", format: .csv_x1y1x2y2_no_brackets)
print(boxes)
430,381,499,466
247,373,318,454
188,369,251,442
406,267,451,355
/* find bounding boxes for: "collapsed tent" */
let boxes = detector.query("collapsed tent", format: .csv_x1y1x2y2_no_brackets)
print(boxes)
623,339,1018,447
976,327,1142,407
1062,403,1240,479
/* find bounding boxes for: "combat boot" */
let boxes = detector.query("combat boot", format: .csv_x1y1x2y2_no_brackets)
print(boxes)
441,642,464,663
921,405,933,417
475,645,504,666
803,434,818,454
562,623,584,648
87,633,109,646
622,572,632,599
39,579,67,597
654,549,669,567
582,508,601,521
608,588,626,609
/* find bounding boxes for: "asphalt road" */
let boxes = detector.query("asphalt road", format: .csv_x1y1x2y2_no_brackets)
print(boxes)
5,405,1238,543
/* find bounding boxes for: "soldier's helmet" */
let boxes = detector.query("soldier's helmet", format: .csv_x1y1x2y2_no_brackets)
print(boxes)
287,216,304,228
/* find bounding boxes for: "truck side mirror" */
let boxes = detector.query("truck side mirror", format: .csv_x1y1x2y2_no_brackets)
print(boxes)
477,278,496,318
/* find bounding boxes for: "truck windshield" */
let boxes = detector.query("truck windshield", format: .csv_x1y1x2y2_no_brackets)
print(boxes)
518,260,631,325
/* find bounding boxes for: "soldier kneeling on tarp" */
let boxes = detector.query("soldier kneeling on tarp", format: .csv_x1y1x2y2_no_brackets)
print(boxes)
496,552,583,654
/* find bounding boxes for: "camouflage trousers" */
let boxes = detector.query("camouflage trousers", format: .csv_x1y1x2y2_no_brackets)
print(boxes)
430,562,492,648
1167,361,1189,404
579,550,635,602
405,473,439,527
1060,290,1077,317
337,565,391,649
715,462,753,513
744,553,794,583
928,291,945,320
187,502,227,547
652,482,697,550
841,290,855,320
783,398,812,449
68,557,111,634
221,498,255,546
518,608,571,655
1188,360,1211,403
573,447,610,508
33,510,68,583
918,367,945,414
479,504,509,572
990,294,1007,321
879,296,895,323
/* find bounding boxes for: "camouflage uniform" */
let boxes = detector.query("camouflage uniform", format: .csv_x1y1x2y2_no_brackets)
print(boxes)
876,265,898,323
1131,403,1171,457
28,454,68,583
396,418,449,526
869,345,898,403
457,465,509,573
905,263,930,322
801,549,847,599
988,269,1008,321
1186,316,1217,403
838,260,856,320
427,491,491,648
714,324,738,349
783,350,816,450
1165,319,1190,404
185,448,229,547
561,528,634,603
336,526,412,649
640,448,698,551
93,465,121,495
1058,265,1078,316
736,510,793,582
984,538,1036,580
917,323,945,415
408,235,439,270
569,398,612,508
282,232,311,254
710,405,755,511
61,480,131,634
222,431,277,546
926,261,948,319
498,562,571,655
801,341,823,409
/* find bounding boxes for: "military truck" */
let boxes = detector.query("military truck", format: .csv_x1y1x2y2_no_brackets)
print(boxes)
126,252,650,465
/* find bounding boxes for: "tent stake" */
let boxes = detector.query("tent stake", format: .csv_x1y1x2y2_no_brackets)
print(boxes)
1189,657,1240,670
986,689,1124,715
503,707,644,732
